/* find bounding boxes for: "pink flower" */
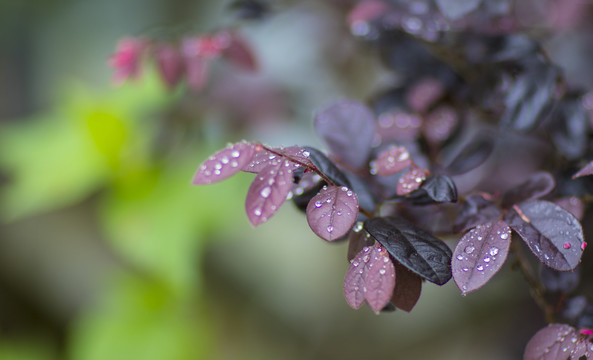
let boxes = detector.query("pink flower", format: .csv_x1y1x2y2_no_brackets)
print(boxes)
108,37,148,85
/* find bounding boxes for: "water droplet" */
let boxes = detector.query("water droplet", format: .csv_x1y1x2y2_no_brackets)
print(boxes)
286,192,293,200
214,170,221,175
383,257,389,263
326,198,332,203
501,232,509,240
341,186,348,191
477,236,483,241
379,269,386,275
231,150,240,158
302,151,310,157
254,208,262,216
462,267,469,272
564,242,572,249
363,247,370,253
398,151,409,161
477,265,484,271
315,201,322,208
327,226,334,233
464,246,475,254
260,187,272,198
221,156,229,164
354,222,364,232
456,254,464,261
483,257,491,263
214,163,222,170
347,190,353,197
352,260,359,267
489,247,499,256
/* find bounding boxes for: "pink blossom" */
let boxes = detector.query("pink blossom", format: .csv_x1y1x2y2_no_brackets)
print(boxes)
108,37,147,85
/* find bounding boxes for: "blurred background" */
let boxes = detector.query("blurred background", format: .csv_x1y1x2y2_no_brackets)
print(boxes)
2,0,587,359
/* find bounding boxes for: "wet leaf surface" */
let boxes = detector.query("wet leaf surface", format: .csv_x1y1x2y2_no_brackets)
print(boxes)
306,185,359,241
504,200,584,271
452,221,511,294
453,194,502,233
193,141,256,184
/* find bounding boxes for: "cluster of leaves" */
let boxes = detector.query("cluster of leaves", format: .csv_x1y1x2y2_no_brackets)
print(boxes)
114,0,593,358
109,28,256,91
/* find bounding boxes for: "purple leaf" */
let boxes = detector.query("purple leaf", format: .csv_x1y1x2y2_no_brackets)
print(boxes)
314,100,377,169
501,171,556,208
344,245,373,309
523,324,579,360
453,194,502,233
452,221,511,295
392,175,458,205
570,336,593,360
391,263,422,312
435,0,481,20
396,166,427,195
573,161,593,179
245,159,294,226
343,243,396,312
364,216,452,285
221,31,258,72
306,185,359,241
370,145,411,176
242,145,310,174
504,200,585,271
365,245,396,313
377,111,422,142
193,142,256,185
302,146,351,187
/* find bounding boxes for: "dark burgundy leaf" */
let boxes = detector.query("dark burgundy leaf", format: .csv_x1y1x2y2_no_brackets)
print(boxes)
551,96,588,160
541,265,580,293
523,324,579,360
391,263,422,312
504,200,585,271
302,146,351,187
501,171,556,208
306,185,359,241
452,221,511,294
501,60,558,132
245,159,294,226
365,245,396,313
453,194,502,233
370,145,411,176
435,0,481,20
193,141,256,184
555,197,585,221
399,175,458,205
445,135,494,175
314,100,377,169
364,216,452,285
347,228,375,262
396,166,428,195
573,162,593,180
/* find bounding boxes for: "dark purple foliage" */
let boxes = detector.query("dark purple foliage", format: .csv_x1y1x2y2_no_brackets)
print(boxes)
245,159,294,226
550,96,589,160
504,201,584,271
306,185,359,241
395,175,458,205
302,146,351,187
452,221,511,294
193,141,257,184
422,106,459,146
445,135,494,175
314,100,377,169
364,216,452,285
391,263,422,312
501,171,556,209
